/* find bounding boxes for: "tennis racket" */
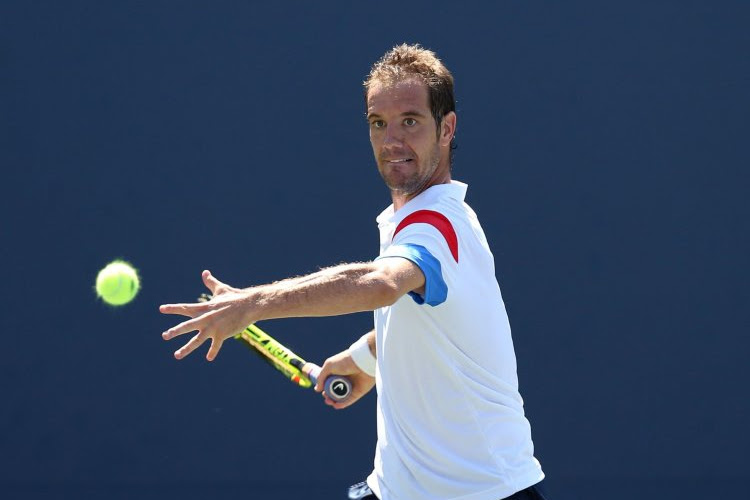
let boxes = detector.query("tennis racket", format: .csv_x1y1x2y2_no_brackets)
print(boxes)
199,294,352,403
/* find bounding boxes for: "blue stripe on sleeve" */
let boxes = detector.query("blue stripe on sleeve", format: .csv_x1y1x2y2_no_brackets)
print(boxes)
376,244,448,306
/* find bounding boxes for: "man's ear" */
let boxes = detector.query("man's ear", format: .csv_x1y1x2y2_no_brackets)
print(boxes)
440,111,457,147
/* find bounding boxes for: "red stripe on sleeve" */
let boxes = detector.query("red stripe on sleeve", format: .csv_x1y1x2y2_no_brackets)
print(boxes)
393,210,459,262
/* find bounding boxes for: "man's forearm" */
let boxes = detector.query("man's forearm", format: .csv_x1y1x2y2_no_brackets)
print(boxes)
245,260,419,323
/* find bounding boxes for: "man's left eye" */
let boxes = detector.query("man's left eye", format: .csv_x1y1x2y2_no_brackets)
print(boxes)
404,118,416,126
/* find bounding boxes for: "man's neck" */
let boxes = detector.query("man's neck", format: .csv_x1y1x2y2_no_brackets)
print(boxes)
391,175,452,211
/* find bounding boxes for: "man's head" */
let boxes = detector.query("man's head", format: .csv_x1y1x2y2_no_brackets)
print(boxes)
365,44,456,147
365,44,457,206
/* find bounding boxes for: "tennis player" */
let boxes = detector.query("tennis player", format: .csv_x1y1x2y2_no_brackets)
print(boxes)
161,44,548,500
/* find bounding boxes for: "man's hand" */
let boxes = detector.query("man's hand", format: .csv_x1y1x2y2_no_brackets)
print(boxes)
160,270,255,361
309,350,376,410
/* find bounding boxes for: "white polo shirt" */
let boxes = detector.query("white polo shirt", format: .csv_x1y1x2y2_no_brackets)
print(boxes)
367,181,544,500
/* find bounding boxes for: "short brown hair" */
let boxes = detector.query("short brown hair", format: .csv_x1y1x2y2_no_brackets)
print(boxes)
365,44,456,151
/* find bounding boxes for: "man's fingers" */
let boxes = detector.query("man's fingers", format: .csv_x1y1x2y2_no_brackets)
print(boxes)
159,302,206,317
205,337,225,362
162,304,230,340
174,332,207,360
330,384,372,409
162,314,210,340
202,270,225,295
312,365,329,393
326,392,362,410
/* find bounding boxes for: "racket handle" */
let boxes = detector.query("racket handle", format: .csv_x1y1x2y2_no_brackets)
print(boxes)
306,365,353,403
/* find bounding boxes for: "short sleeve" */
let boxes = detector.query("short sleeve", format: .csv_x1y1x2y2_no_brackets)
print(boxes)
377,244,447,306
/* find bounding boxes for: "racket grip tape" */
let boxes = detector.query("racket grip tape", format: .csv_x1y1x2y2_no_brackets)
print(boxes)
306,365,353,403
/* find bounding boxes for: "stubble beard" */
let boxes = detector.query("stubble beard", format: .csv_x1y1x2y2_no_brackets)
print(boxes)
380,142,441,198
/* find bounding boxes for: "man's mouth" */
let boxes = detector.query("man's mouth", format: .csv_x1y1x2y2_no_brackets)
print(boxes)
386,158,412,163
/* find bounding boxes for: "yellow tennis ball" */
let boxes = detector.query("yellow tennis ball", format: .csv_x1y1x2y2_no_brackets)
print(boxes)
95,260,140,306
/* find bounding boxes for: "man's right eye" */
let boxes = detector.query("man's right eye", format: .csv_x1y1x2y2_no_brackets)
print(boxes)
371,120,385,128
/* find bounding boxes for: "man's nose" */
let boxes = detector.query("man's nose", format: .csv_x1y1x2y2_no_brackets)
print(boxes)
383,124,404,146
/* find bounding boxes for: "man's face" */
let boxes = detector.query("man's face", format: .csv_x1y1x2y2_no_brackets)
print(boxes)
367,78,448,199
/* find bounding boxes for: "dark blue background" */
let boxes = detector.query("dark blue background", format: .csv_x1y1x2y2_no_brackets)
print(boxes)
2,1,748,499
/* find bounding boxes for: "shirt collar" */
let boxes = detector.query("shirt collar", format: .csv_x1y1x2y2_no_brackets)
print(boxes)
376,181,468,225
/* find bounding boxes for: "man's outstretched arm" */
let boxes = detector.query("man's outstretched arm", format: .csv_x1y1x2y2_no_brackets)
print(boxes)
160,258,423,361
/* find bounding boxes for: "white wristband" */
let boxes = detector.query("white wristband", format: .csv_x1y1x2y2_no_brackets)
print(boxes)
348,336,376,377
